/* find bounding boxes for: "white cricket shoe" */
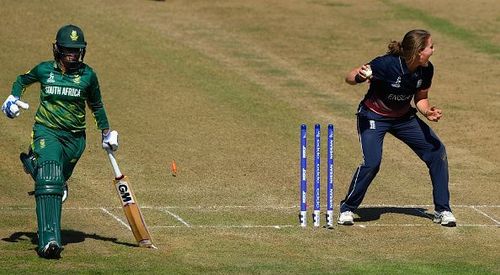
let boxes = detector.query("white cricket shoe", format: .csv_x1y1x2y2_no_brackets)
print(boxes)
337,211,354,225
433,211,456,227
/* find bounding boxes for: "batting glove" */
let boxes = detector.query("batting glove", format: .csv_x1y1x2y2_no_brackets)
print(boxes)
102,130,119,151
2,95,21,119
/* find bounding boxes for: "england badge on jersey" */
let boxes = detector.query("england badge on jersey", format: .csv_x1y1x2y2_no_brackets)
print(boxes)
391,76,401,88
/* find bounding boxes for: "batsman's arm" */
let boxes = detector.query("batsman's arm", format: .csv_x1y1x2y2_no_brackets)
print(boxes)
11,66,40,98
3,64,39,118
86,71,110,131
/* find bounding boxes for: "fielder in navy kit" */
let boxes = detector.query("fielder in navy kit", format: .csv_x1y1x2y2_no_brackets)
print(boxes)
338,29,456,227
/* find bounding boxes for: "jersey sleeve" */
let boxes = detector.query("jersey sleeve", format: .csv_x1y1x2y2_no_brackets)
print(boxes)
369,55,388,81
420,62,434,90
86,71,110,130
11,64,41,98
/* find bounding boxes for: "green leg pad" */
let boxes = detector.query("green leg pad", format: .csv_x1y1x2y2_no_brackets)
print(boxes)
35,161,64,254
35,193,63,253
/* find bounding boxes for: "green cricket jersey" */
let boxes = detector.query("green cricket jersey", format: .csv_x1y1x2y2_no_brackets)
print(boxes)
11,61,109,132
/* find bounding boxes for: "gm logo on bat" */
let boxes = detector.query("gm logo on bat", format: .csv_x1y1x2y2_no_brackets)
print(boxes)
117,181,136,206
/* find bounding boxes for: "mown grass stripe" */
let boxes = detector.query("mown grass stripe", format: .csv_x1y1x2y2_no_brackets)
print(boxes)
382,0,500,59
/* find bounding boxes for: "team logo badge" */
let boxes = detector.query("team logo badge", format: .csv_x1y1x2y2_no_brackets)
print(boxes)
391,76,401,88
40,139,46,149
70,30,79,41
47,72,55,83
73,75,81,84
369,120,376,130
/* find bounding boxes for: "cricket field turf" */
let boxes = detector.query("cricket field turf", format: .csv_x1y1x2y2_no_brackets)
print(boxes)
0,0,498,273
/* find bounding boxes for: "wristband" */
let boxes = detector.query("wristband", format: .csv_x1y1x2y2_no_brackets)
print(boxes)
354,74,366,83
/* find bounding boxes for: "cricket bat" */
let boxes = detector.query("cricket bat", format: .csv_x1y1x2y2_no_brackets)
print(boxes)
106,149,156,249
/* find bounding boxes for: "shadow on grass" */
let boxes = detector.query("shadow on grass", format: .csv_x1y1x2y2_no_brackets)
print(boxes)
354,207,432,222
1,229,136,247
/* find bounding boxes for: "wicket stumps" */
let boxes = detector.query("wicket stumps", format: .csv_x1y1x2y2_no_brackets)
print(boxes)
326,124,335,228
313,124,321,227
299,124,307,227
299,123,335,228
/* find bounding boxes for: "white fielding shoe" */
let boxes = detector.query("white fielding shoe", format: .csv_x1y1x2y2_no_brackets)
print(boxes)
433,211,456,227
337,211,354,225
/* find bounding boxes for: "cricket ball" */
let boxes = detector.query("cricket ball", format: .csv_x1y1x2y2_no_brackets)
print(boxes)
362,67,372,79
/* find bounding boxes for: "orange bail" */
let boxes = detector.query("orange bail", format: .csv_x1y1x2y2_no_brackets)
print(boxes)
171,160,177,176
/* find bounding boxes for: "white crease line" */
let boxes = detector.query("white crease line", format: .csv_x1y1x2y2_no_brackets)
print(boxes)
353,204,500,208
100,207,131,231
3,206,498,228
198,225,293,229
150,205,500,209
356,224,430,228
152,225,293,229
150,224,497,229
354,224,499,228
1,204,499,210
161,209,191,228
150,206,296,210
471,206,500,225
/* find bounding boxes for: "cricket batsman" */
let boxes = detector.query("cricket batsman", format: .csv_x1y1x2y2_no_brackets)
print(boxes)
2,24,119,258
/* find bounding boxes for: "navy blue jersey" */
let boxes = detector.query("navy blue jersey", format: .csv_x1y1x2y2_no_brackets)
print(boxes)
363,54,433,117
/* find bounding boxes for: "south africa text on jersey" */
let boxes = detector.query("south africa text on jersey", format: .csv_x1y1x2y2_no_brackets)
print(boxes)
45,86,81,97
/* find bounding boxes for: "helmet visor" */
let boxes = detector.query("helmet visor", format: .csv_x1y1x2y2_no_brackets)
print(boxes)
56,45,85,70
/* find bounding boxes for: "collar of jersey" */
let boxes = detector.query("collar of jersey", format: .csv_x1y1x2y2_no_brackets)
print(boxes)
398,56,409,75
52,61,84,75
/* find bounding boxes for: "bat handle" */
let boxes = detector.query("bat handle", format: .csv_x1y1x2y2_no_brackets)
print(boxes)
106,149,123,179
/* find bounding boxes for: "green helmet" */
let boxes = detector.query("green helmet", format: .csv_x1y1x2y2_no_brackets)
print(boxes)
53,24,87,71
55,24,86,48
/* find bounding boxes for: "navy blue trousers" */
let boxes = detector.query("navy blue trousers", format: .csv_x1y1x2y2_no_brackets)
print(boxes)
340,104,451,213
